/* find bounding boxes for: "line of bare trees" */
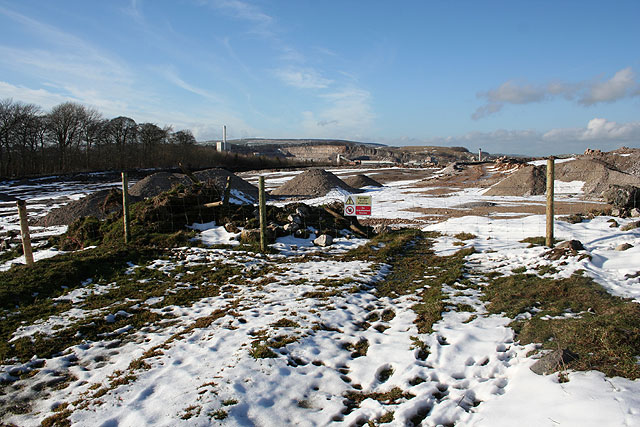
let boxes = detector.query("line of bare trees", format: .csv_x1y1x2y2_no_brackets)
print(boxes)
0,98,239,178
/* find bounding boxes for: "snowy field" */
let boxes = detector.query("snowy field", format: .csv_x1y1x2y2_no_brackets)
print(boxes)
1,167,639,426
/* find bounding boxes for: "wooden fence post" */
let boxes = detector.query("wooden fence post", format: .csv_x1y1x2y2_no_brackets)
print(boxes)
259,176,267,252
122,172,131,244
546,157,555,247
17,200,34,266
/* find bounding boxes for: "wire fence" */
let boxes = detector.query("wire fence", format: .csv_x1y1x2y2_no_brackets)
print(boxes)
2,162,639,267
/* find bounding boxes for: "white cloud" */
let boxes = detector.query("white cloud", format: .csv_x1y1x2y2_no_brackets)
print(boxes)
0,81,71,108
579,67,638,105
159,66,223,101
484,81,547,104
543,118,640,141
473,67,640,119
274,68,332,89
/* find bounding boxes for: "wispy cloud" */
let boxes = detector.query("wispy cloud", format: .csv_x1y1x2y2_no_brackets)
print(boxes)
159,66,222,102
274,67,332,89
473,67,640,119
0,81,71,108
205,0,272,25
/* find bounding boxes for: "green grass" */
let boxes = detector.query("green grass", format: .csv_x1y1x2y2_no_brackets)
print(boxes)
520,236,560,248
342,229,474,334
484,272,640,379
454,232,476,241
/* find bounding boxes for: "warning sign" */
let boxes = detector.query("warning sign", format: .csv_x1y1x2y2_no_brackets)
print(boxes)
344,194,372,216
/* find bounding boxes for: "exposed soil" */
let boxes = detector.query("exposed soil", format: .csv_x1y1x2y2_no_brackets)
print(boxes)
34,190,142,227
129,168,258,201
484,152,640,198
484,166,547,196
410,200,609,222
270,169,356,197
342,174,383,188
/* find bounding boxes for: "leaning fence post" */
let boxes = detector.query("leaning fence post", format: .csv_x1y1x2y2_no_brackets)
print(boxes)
122,172,131,244
16,200,34,266
546,157,555,247
259,176,267,253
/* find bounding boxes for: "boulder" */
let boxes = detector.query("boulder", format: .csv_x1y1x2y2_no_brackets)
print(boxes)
224,223,239,233
373,224,391,234
631,208,640,218
283,223,299,233
557,240,585,251
530,348,579,375
603,185,640,209
615,243,633,251
313,234,333,247
621,221,640,231
287,214,303,225
240,229,261,243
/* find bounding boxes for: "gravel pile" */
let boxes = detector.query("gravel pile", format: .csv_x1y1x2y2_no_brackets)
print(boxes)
128,168,258,202
484,165,547,196
270,169,356,197
34,189,142,227
342,174,383,188
485,155,640,198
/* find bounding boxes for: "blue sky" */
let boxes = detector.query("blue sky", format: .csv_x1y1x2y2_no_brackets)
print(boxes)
1,0,639,155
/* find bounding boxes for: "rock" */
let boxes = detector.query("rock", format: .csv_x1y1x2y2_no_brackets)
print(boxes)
616,243,633,251
621,221,640,231
611,208,621,217
283,223,299,233
557,240,585,251
544,241,586,260
608,219,619,228
373,224,391,234
224,223,239,233
602,185,640,209
240,229,261,243
240,228,275,243
631,208,640,218
287,214,303,225
530,349,579,375
440,162,463,176
313,234,333,247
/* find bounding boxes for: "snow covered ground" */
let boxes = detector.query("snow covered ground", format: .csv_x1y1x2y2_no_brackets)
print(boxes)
1,168,639,426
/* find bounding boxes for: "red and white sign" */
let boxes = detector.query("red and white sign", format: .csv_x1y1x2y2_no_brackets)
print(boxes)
344,195,372,216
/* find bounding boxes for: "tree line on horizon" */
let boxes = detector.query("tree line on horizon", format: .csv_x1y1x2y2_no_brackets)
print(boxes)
0,98,302,179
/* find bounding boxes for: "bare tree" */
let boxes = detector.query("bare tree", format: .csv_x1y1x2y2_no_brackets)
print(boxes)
170,129,196,145
80,107,105,169
107,116,137,169
46,102,86,172
138,122,169,165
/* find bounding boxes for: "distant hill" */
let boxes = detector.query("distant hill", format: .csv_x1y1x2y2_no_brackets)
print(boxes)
197,138,484,165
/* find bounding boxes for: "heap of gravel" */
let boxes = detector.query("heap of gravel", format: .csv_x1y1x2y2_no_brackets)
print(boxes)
485,156,640,198
127,172,188,199
342,174,383,188
556,158,640,196
36,168,259,227
128,168,258,202
34,189,142,227
484,165,547,196
270,169,356,197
